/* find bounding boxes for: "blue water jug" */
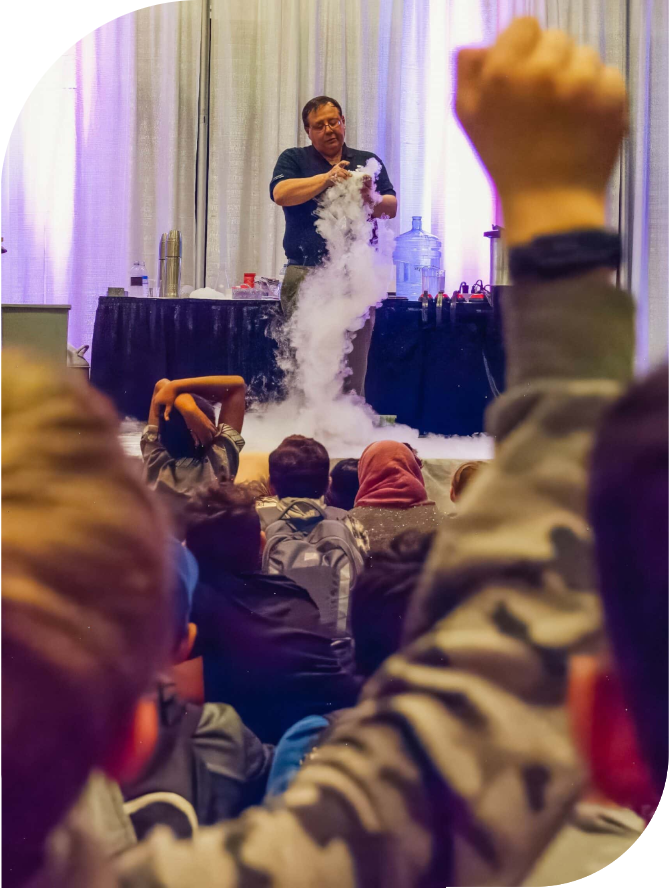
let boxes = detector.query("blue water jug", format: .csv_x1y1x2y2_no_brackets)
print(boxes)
393,216,442,299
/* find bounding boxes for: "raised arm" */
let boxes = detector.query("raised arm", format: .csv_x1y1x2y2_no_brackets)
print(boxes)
147,378,171,426
119,21,631,888
153,375,247,433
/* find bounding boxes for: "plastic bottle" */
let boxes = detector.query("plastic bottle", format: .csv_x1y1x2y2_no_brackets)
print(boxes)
277,263,288,298
392,216,442,300
130,261,149,297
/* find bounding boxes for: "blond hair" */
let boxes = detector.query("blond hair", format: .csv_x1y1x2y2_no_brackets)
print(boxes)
2,351,171,881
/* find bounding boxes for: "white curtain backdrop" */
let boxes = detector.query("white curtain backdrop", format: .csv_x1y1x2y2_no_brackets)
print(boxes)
2,0,666,363
1,0,201,349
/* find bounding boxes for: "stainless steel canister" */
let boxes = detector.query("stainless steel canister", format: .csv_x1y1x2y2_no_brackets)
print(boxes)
159,230,182,298
157,233,168,297
484,225,510,287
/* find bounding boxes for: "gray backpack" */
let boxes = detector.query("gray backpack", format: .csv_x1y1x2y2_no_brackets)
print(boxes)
261,500,364,636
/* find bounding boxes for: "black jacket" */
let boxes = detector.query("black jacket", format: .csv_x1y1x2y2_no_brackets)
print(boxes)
121,681,272,840
192,571,360,743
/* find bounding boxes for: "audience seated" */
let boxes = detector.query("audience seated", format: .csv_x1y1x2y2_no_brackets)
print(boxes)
265,529,435,798
121,539,273,840
258,435,368,635
449,460,485,504
349,440,444,550
325,458,360,511
141,375,246,534
186,482,360,743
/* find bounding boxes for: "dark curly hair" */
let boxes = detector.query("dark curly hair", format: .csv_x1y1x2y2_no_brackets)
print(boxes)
269,435,330,499
159,394,216,461
325,458,360,511
185,481,266,576
351,530,435,677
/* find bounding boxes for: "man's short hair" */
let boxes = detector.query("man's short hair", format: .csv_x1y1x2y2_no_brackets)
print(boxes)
589,364,668,793
2,352,170,884
302,95,343,130
159,394,216,460
186,481,264,575
269,435,330,500
326,458,360,511
351,530,434,677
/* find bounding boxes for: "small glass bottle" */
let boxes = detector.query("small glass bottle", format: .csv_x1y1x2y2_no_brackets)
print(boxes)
130,261,149,297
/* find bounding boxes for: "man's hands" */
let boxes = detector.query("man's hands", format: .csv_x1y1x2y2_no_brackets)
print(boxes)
456,17,628,245
323,160,353,189
360,175,374,206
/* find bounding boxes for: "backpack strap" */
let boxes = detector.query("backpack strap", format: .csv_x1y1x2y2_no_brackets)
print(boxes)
277,500,327,522
274,500,328,535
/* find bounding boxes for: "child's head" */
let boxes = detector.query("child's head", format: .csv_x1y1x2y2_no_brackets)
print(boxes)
573,364,668,815
186,481,265,576
2,353,171,884
269,435,330,499
450,460,485,503
326,458,360,510
351,530,435,677
159,394,216,460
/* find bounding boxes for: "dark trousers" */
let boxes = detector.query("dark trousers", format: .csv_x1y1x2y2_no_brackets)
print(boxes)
281,264,375,398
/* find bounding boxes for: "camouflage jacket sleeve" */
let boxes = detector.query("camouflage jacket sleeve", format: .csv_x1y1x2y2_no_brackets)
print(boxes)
117,275,634,888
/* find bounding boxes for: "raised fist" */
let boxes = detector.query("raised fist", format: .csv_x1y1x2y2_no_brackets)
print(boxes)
456,18,627,242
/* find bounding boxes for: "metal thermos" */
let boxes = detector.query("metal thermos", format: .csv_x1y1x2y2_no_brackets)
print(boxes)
158,233,167,296
484,225,510,287
158,230,182,298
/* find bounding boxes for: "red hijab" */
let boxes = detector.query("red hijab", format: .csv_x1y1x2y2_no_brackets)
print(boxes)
355,441,432,509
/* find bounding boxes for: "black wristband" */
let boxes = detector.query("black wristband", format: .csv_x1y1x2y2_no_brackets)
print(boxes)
509,228,621,282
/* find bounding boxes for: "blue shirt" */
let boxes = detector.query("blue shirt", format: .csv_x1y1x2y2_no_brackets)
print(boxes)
270,143,396,267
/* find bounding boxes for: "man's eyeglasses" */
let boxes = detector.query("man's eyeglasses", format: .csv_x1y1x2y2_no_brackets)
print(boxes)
309,118,343,133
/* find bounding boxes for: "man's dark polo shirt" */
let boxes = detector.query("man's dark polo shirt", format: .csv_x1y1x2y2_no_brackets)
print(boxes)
270,143,396,267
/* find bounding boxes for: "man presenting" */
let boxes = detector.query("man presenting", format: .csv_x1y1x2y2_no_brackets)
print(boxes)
270,96,397,396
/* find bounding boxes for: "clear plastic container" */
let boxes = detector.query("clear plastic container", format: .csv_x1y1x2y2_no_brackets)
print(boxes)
130,261,149,297
393,216,442,299
421,267,439,297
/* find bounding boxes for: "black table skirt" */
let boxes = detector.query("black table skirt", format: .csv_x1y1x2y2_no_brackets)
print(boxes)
91,296,505,435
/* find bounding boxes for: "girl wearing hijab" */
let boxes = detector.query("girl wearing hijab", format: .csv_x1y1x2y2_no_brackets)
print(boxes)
348,441,444,551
